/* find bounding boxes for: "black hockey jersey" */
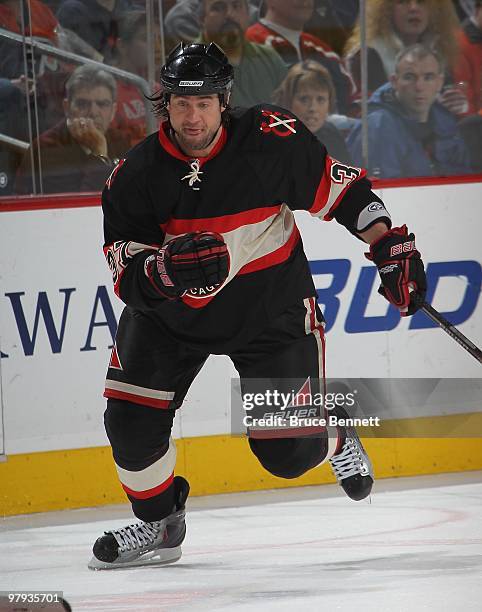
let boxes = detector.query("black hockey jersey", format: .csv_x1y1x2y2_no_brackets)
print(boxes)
102,104,382,353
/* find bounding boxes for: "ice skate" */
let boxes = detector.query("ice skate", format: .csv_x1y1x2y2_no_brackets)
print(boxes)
88,476,189,570
329,407,374,501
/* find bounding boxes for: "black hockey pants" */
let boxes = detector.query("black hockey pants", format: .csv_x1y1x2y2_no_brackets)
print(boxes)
104,298,341,522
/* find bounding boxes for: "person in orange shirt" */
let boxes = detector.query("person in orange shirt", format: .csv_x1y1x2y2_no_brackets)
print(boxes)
0,0,58,80
108,10,160,148
0,0,59,193
454,0,482,114
0,0,57,40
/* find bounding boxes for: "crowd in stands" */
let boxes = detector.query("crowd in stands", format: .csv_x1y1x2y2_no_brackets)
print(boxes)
0,0,481,196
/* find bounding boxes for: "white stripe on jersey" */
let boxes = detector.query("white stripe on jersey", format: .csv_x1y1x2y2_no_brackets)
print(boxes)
164,204,298,300
105,380,175,401
116,437,176,491
303,297,326,383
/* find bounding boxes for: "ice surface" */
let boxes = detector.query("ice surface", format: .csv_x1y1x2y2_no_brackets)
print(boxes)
1,473,482,611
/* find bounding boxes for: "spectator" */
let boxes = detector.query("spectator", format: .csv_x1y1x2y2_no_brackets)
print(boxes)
304,0,359,55
163,0,260,50
0,79,26,195
0,0,107,141
163,0,359,54
273,60,352,163
16,63,128,194
458,114,482,171
56,0,132,62
245,0,355,114
454,0,482,113
347,44,471,178
345,0,463,110
0,0,60,194
199,0,287,107
109,10,159,147
0,0,59,79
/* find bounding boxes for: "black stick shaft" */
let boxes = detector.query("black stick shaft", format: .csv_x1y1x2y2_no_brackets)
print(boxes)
413,297,482,363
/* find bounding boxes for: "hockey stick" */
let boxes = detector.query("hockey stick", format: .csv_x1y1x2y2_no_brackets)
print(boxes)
411,294,482,364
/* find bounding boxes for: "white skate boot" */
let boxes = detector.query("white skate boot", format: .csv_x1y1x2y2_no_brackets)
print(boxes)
329,407,374,501
88,476,189,570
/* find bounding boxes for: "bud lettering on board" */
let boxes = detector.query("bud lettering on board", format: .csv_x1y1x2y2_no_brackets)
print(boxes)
1,260,479,358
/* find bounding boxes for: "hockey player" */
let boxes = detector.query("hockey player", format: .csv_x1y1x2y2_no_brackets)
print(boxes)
89,42,427,570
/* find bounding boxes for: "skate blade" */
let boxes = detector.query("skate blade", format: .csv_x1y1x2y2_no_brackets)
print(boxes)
87,546,182,571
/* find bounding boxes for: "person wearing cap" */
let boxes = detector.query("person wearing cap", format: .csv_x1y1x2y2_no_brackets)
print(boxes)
88,42,427,570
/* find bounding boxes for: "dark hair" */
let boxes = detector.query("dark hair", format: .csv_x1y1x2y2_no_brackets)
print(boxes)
394,43,445,74
150,42,233,123
273,60,336,113
65,64,117,101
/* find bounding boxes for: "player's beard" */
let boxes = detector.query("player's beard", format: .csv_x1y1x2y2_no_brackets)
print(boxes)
174,122,221,154
212,21,243,53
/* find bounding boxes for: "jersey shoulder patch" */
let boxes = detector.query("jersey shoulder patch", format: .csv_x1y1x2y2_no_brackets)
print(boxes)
256,104,298,139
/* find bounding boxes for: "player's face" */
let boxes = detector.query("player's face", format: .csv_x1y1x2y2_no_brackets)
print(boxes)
392,0,429,44
66,86,116,133
391,54,443,121
202,0,249,50
291,83,330,134
168,94,225,155
267,0,314,30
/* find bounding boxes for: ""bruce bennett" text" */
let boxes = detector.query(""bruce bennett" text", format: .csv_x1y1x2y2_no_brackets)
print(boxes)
244,415,381,428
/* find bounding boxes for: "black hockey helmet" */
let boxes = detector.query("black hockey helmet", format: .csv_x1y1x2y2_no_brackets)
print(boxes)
160,42,234,101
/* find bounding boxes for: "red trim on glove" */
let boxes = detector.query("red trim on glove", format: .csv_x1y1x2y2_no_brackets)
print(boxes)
366,224,408,259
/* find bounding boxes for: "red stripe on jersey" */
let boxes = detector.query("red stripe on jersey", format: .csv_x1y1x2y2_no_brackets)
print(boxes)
105,158,125,189
158,121,227,165
309,297,316,331
122,473,174,499
103,388,171,409
181,293,216,308
109,345,123,370
238,224,300,275
160,205,282,236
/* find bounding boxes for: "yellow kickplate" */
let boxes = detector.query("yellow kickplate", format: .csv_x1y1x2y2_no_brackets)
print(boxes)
1,413,482,516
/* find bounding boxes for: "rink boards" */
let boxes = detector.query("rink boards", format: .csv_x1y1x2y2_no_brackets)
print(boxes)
0,178,481,515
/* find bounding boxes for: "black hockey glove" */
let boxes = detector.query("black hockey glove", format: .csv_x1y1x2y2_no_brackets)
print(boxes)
366,225,426,316
145,231,230,300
